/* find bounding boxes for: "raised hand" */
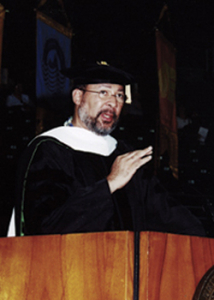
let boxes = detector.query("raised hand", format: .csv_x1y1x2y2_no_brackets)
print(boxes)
107,146,153,193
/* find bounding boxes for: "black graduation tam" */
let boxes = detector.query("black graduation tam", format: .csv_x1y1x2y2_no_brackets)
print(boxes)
61,61,135,86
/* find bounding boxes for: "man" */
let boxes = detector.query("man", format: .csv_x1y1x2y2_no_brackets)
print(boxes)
15,62,205,236
6,83,34,111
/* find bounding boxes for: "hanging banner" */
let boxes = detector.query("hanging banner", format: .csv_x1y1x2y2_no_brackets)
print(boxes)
0,5,5,84
156,29,178,179
36,11,72,112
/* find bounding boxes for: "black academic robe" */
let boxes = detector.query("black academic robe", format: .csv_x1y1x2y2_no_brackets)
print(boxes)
15,136,205,236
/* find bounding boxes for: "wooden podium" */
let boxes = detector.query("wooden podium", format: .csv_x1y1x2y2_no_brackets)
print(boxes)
0,231,214,299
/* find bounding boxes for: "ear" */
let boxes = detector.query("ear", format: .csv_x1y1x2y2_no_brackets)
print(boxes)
72,89,83,106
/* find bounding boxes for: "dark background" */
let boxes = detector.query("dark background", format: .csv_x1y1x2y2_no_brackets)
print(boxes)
2,0,214,99
0,0,214,236
1,0,214,138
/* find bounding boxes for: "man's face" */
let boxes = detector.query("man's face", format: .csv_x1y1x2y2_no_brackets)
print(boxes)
73,83,125,135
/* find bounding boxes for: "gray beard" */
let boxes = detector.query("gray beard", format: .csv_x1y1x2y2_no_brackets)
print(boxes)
78,106,118,136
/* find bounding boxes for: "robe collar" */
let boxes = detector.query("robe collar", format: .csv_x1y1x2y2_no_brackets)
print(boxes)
38,126,117,156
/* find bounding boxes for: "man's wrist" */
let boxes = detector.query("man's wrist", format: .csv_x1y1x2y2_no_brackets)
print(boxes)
107,177,117,194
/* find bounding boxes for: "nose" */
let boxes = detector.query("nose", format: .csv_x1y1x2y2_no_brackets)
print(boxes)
106,94,118,107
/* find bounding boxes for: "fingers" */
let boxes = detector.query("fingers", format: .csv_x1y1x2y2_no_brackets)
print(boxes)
124,146,153,161
128,152,152,171
107,146,153,193
118,146,153,176
135,146,153,157
136,153,152,169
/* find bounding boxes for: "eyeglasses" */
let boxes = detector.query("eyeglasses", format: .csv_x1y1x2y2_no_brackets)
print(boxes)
80,89,127,103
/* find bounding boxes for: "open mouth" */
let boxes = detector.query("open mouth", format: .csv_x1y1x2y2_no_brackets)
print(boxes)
98,109,117,123
101,112,114,122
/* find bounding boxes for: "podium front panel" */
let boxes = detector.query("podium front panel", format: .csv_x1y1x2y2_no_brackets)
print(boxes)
1,231,214,300
0,231,134,300
139,232,214,300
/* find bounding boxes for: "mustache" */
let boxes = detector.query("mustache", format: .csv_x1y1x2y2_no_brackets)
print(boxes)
96,109,117,120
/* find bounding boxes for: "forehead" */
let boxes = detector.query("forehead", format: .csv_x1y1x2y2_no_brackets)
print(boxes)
86,83,125,91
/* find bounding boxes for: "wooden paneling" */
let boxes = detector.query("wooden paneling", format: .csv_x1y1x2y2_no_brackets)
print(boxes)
0,231,134,300
1,231,214,300
139,232,214,300
0,235,63,299
139,232,149,299
61,232,134,300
